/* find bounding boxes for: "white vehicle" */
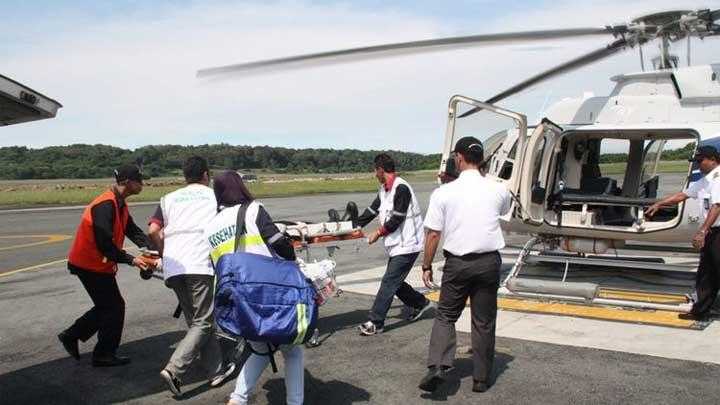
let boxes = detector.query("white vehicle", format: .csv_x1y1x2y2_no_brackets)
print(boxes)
1,74,61,126
197,10,720,311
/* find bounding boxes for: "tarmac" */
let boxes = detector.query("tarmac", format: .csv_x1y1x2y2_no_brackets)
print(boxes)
2,176,720,404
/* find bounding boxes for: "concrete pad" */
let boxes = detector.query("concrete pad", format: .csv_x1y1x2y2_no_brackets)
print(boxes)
337,261,720,365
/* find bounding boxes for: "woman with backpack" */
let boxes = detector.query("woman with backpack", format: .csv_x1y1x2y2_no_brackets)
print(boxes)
203,171,304,405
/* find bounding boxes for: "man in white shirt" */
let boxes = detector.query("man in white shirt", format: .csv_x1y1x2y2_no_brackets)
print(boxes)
418,136,511,394
647,145,720,320
148,156,235,396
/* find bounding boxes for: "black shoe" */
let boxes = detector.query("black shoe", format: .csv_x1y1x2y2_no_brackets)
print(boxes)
472,380,489,393
58,331,80,360
418,366,447,392
92,355,131,367
679,312,709,321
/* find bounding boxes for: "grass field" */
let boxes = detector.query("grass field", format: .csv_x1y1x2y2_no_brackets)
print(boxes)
0,162,689,209
599,160,689,175
0,171,438,208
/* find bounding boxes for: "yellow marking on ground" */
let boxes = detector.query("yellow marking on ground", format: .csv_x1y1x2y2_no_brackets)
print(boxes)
0,259,68,278
425,291,699,329
597,288,688,305
0,234,72,251
0,245,141,278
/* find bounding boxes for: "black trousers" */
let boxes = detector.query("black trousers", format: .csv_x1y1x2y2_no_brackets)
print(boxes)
65,269,125,357
693,228,720,315
427,251,501,384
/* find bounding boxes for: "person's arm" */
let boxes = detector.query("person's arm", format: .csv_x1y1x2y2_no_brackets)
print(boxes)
421,190,444,288
694,204,720,249
421,229,442,289
91,201,147,269
645,191,689,217
125,215,150,249
499,186,512,216
695,180,720,249
147,204,164,255
256,205,296,260
368,185,411,244
356,195,381,228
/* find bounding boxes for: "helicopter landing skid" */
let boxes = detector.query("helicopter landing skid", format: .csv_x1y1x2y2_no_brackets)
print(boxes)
501,236,695,313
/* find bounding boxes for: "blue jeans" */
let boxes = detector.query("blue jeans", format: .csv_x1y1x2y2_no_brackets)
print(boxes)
230,341,304,405
368,252,428,327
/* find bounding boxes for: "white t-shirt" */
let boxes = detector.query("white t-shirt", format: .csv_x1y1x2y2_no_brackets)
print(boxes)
160,184,217,280
684,166,720,228
424,169,512,256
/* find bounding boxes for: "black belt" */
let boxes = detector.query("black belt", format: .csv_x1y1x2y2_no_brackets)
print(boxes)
443,250,498,259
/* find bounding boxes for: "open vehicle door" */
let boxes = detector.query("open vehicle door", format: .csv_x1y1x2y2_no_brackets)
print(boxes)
1,74,62,126
518,119,562,225
440,95,528,194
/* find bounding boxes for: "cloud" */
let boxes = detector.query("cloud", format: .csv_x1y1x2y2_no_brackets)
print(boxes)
2,1,718,153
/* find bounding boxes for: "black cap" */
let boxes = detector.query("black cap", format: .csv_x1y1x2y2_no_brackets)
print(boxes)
691,145,720,162
114,164,143,184
453,136,484,159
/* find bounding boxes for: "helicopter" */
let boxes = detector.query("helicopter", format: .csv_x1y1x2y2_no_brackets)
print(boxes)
197,9,720,311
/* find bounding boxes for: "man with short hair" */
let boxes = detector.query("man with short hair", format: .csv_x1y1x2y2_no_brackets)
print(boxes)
419,137,512,393
647,145,720,320
59,164,153,367
148,156,235,396
355,153,434,336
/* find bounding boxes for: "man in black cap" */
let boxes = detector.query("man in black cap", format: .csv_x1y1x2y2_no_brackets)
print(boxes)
59,164,154,366
419,136,512,393
647,145,720,320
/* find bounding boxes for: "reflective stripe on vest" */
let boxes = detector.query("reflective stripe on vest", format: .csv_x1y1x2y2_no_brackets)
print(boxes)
67,190,129,274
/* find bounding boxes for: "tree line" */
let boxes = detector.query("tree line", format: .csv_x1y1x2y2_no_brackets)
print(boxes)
0,141,698,180
599,142,696,164
0,144,442,180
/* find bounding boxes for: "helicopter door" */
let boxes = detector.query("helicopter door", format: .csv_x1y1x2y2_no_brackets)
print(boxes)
519,120,562,225
440,95,527,191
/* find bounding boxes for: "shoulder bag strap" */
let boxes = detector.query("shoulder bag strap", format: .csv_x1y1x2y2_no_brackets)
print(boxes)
234,203,250,252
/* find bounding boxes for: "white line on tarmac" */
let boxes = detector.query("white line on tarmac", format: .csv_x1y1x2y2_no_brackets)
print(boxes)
0,258,68,278
0,201,157,214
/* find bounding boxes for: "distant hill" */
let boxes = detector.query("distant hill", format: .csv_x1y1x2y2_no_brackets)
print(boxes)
0,144,442,180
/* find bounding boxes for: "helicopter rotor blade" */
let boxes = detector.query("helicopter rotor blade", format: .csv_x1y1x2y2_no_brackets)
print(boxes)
197,27,622,78
457,37,630,118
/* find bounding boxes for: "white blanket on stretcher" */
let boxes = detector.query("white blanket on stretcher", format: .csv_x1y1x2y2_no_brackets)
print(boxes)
298,259,338,305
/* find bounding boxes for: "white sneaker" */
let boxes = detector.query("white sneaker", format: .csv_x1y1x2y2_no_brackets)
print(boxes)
408,300,436,322
358,321,383,336
160,369,182,396
209,362,236,388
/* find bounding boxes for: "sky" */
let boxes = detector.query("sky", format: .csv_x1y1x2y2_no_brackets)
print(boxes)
2,0,719,153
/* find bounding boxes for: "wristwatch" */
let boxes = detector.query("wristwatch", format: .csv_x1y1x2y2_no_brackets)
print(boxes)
422,264,432,272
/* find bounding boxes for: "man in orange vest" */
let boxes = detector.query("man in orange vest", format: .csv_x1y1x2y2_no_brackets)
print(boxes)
58,164,154,367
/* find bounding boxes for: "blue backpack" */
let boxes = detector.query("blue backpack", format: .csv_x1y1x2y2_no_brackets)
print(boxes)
214,204,318,351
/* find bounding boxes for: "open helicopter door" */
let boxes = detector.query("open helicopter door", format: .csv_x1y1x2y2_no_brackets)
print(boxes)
518,119,563,225
440,95,527,193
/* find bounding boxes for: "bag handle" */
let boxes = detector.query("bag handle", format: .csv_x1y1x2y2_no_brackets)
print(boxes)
234,203,250,252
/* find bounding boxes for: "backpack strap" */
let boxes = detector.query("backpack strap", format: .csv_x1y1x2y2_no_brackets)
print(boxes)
234,203,250,252
244,341,280,373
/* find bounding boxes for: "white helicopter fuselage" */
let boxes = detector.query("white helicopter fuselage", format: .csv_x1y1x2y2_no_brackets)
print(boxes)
442,63,720,245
